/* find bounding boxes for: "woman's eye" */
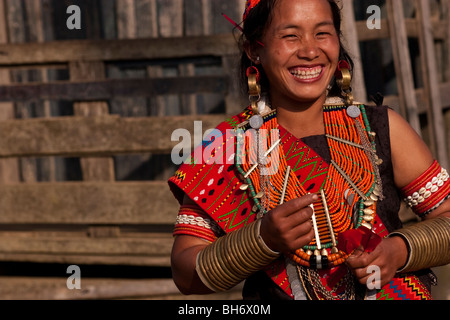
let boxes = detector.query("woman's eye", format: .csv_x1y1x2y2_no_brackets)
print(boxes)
316,32,332,39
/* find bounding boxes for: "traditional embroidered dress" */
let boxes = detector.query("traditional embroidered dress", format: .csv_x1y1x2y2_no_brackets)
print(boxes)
169,98,442,300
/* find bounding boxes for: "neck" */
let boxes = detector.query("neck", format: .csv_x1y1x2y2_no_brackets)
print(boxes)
274,95,326,139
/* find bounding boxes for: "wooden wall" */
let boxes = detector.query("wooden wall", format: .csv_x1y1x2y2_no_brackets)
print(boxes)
0,0,448,300
0,0,246,300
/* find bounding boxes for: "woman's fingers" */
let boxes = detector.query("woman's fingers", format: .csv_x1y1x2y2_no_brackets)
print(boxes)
260,194,318,253
276,193,319,218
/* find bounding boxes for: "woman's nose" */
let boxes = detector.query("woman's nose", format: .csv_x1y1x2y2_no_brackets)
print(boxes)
296,37,320,60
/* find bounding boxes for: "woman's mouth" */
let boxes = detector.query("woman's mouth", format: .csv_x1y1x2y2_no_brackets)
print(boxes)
289,66,324,81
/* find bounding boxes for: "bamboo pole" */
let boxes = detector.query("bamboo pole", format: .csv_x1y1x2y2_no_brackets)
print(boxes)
340,0,368,103
386,0,422,136
416,0,448,169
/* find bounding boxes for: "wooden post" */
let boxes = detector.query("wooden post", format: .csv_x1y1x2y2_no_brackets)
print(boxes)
117,0,137,39
444,0,450,164
0,0,20,184
417,0,449,169
115,0,168,180
341,0,368,103
446,0,450,83
386,0,422,136
212,0,247,114
4,0,39,182
69,61,115,182
30,0,57,182
135,0,159,38
158,0,183,38
201,0,212,36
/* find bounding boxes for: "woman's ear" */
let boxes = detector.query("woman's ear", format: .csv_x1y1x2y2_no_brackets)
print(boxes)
244,40,262,65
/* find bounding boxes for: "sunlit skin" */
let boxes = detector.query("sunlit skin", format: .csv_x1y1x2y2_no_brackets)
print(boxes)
246,0,340,138
170,0,450,296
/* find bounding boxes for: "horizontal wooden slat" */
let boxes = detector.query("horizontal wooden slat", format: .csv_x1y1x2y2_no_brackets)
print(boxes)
0,114,225,157
0,278,179,300
0,20,444,67
2,78,449,158
0,232,174,266
355,18,447,41
0,234,173,256
0,93,447,158
0,76,228,102
0,277,243,300
0,252,170,267
0,34,238,65
0,182,179,224
383,81,450,113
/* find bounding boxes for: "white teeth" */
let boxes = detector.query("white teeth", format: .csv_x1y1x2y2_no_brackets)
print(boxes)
291,67,322,80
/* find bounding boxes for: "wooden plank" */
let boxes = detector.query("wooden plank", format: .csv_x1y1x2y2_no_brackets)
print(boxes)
222,54,246,115
184,0,205,36
341,0,367,103
99,0,117,39
1,86,449,158
154,0,184,117
70,61,115,182
5,0,25,43
0,182,179,224
40,0,54,42
0,20,444,66
0,234,173,256
0,75,228,102
0,113,225,157
417,0,449,169
0,232,174,266
0,34,238,65
0,0,20,184
444,0,450,164
179,63,198,114
116,0,136,39
33,0,57,182
386,0,422,135
355,19,447,42
0,278,180,300
5,0,41,183
201,0,213,35
446,110,450,166
158,0,183,38
0,253,170,267
383,81,450,113
142,0,165,116
0,277,243,300
136,0,158,38
446,0,450,82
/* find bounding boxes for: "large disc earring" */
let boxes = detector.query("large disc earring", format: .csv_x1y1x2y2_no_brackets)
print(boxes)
335,60,354,106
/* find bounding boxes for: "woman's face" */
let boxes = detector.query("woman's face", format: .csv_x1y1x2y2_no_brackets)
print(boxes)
255,0,340,107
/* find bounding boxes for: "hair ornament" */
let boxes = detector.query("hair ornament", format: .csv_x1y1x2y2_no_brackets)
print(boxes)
243,0,262,20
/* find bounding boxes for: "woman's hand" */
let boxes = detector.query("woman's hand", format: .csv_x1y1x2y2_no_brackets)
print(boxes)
345,236,408,289
260,193,317,254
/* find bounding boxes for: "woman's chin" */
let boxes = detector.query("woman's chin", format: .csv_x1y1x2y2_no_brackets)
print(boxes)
289,89,327,104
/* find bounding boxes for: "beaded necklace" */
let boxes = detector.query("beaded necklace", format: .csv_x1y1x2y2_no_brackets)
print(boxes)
235,98,383,270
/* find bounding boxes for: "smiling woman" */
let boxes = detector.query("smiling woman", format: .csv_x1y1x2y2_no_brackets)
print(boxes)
168,0,450,300
247,0,340,110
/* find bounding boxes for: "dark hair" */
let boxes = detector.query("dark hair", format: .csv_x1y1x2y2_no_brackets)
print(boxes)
238,0,354,98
